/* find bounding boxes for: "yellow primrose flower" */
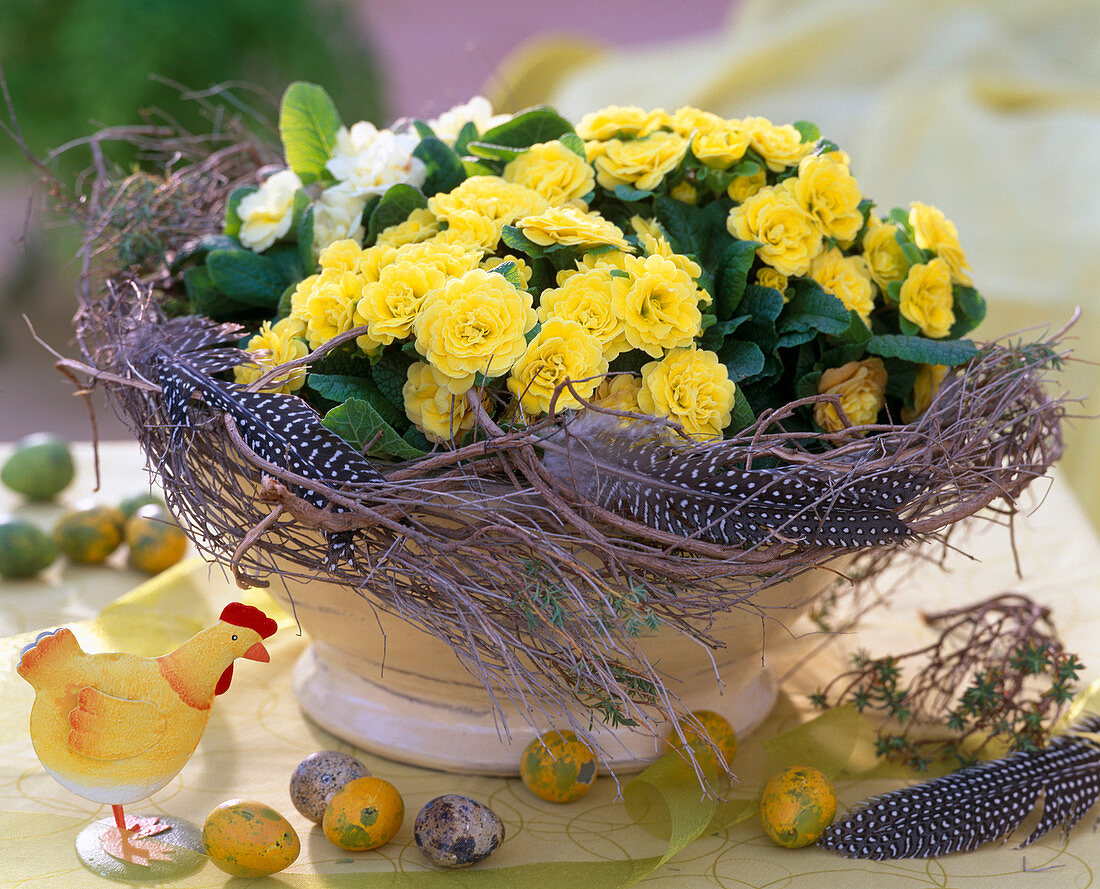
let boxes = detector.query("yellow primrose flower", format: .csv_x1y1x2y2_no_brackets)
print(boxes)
394,237,484,278
403,361,484,444
312,183,368,255
539,267,630,360
727,168,767,203
507,318,608,416
428,175,549,233
502,140,595,207
481,254,534,286
691,127,751,169
288,273,320,322
909,202,973,285
592,131,689,192
301,269,368,349
357,243,400,282
611,254,706,358
901,363,949,423
637,230,703,281
413,268,536,393
439,208,504,250
319,238,365,275
353,261,445,350
814,358,888,433
899,258,955,339
861,217,911,292
669,181,698,204
629,215,664,241
237,169,302,252
234,317,310,394
727,187,823,278
742,117,813,172
518,206,632,250
809,248,876,326
555,249,633,285
590,374,643,413
669,106,726,138
576,105,651,140
784,154,864,243
376,207,440,248
637,347,737,440
756,267,790,300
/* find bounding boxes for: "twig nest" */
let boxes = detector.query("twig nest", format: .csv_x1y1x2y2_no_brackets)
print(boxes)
414,795,505,868
289,750,371,824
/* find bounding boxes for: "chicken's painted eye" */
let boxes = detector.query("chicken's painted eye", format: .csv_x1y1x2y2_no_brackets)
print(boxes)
232,634,238,641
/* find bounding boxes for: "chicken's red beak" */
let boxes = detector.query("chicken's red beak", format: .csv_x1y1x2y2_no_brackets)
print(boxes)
243,641,269,663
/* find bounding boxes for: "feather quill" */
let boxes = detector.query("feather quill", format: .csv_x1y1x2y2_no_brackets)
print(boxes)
818,715,1100,858
540,411,924,548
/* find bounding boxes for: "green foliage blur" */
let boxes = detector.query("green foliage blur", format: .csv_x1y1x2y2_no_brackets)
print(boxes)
0,0,387,170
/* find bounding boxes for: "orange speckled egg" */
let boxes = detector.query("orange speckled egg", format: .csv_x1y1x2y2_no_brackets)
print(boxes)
759,766,837,848
202,799,300,877
665,710,738,770
323,776,404,851
520,730,598,803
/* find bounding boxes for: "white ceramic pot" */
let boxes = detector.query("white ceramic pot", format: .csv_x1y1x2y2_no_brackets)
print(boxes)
269,568,828,775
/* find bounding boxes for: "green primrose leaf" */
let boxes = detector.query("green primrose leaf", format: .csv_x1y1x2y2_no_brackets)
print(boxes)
866,334,978,366
559,131,586,157
366,183,429,244
369,349,417,408
487,259,527,289
296,204,316,274
169,234,240,273
613,184,654,202
308,373,406,430
792,120,821,143
466,141,526,162
322,397,426,460
501,224,566,258
719,339,765,381
205,249,289,308
949,285,987,338
727,383,756,434
411,119,436,140
279,82,342,185
777,278,851,336
715,239,759,319
654,195,710,257
479,107,575,149
454,120,478,155
414,137,466,196
461,158,501,177
223,187,256,239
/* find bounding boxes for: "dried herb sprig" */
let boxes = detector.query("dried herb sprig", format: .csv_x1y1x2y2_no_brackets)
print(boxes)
811,593,1084,770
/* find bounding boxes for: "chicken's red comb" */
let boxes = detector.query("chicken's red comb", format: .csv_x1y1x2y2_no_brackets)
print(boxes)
220,602,278,639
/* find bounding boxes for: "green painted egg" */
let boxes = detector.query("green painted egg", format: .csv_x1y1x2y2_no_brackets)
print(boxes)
202,799,300,877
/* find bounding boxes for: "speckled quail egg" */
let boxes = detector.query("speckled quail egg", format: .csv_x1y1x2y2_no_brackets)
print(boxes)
414,794,505,868
289,750,371,824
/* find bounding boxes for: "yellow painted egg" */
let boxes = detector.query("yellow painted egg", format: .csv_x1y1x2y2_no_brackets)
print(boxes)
323,776,404,851
665,709,738,770
53,505,125,564
520,730,598,803
124,504,188,574
202,799,300,877
759,766,837,848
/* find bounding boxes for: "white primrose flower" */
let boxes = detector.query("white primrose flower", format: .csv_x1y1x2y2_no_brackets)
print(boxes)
311,181,369,254
237,168,303,252
326,121,426,196
427,96,511,144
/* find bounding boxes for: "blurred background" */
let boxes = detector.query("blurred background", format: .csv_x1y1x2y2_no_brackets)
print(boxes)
1,0,1097,522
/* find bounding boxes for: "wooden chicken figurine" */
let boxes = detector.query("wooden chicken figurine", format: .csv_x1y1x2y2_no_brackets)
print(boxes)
17,602,277,850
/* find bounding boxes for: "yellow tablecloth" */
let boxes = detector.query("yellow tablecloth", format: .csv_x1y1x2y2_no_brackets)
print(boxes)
2,442,1099,887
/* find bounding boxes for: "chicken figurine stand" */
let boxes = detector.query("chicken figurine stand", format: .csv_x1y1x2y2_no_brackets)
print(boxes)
17,602,278,881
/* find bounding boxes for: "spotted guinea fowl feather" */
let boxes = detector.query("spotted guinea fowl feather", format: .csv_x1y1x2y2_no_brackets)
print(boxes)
540,411,924,548
151,347,382,568
817,715,1100,859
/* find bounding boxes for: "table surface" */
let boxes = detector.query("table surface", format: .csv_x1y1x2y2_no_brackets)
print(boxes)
2,442,1099,888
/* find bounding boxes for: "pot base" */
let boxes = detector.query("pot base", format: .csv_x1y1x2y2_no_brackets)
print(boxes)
291,641,778,775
